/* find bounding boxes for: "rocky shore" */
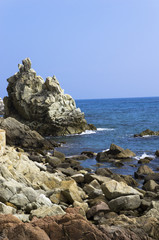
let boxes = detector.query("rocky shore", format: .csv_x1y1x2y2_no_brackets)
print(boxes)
1,59,159,239
0,125,159,239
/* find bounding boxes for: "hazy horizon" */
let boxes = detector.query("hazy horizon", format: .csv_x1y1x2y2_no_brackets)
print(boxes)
1,0,159,100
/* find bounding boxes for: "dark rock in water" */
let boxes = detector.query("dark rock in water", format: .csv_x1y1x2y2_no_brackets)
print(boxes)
155,150,159,157
0,98,4,115
96,143,136,162
134,129,159,137
81,151,95,158
4,58,96,136
138,158,151,164
0,117,56,149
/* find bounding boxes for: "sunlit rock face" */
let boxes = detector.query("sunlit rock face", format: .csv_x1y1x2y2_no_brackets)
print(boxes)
4,58,96,136
0,98,4,115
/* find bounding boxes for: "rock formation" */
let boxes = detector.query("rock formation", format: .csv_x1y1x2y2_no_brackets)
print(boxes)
0,98,4,115
134,129,159,137
4,58,96,136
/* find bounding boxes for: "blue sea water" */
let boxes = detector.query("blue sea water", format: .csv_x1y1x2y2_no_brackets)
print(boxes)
53,97,159,176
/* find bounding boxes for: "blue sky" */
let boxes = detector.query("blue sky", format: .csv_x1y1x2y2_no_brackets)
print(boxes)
1,0,159,99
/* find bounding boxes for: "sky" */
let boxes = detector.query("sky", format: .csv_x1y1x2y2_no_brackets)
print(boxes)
1,0,159,100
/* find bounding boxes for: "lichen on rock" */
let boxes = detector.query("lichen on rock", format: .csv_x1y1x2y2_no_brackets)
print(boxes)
4,58,96,136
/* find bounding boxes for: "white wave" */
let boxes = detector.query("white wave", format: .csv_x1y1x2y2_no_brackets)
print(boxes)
142,135,156,138
102,148,109,152
134,152,155,161
97,128,115,131
80,130,97,135
66,127,114,136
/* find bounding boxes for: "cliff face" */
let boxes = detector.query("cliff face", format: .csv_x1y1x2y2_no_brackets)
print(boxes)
4,58,96,136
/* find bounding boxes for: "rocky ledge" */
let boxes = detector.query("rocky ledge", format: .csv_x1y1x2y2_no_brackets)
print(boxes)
4,58,96,136
0,98,4,115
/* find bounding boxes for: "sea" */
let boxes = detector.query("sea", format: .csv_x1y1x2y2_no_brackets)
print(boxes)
53,97,159,178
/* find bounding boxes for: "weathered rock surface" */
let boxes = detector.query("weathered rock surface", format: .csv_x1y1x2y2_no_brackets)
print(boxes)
0,212,108,240
108,195,141,212
96,143,136,162
0,117,58,149
134,129,159,137
0,98,4,115
101,179,142,200
4,58,96,136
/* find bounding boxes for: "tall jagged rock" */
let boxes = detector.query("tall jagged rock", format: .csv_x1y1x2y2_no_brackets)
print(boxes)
4,58,96,136
0,98,4,115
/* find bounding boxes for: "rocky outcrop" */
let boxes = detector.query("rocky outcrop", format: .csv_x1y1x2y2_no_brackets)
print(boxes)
96,143,136,162
4,58,96,136
134,129,159,137
0,117,58,149
0,98,4,115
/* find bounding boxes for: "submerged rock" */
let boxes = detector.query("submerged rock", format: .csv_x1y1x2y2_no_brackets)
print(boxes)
4,58,96,136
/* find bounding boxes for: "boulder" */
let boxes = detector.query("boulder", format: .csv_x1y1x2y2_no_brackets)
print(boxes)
0,202,16,214
142,180,158,191
4,58,96,136
86,202,110,219
60,179,85,203
0,117,57,149
71,173,85,183
30,204,65,219
135,165,154,179
108,195,141,212
9,193,29,208
83,179,103,198
95,168,113,177
96,143,136,161
134,129,159,137
101,180,142,200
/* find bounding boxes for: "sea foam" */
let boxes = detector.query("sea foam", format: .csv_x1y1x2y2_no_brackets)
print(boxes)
134,152,155,161
97,128,115,131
